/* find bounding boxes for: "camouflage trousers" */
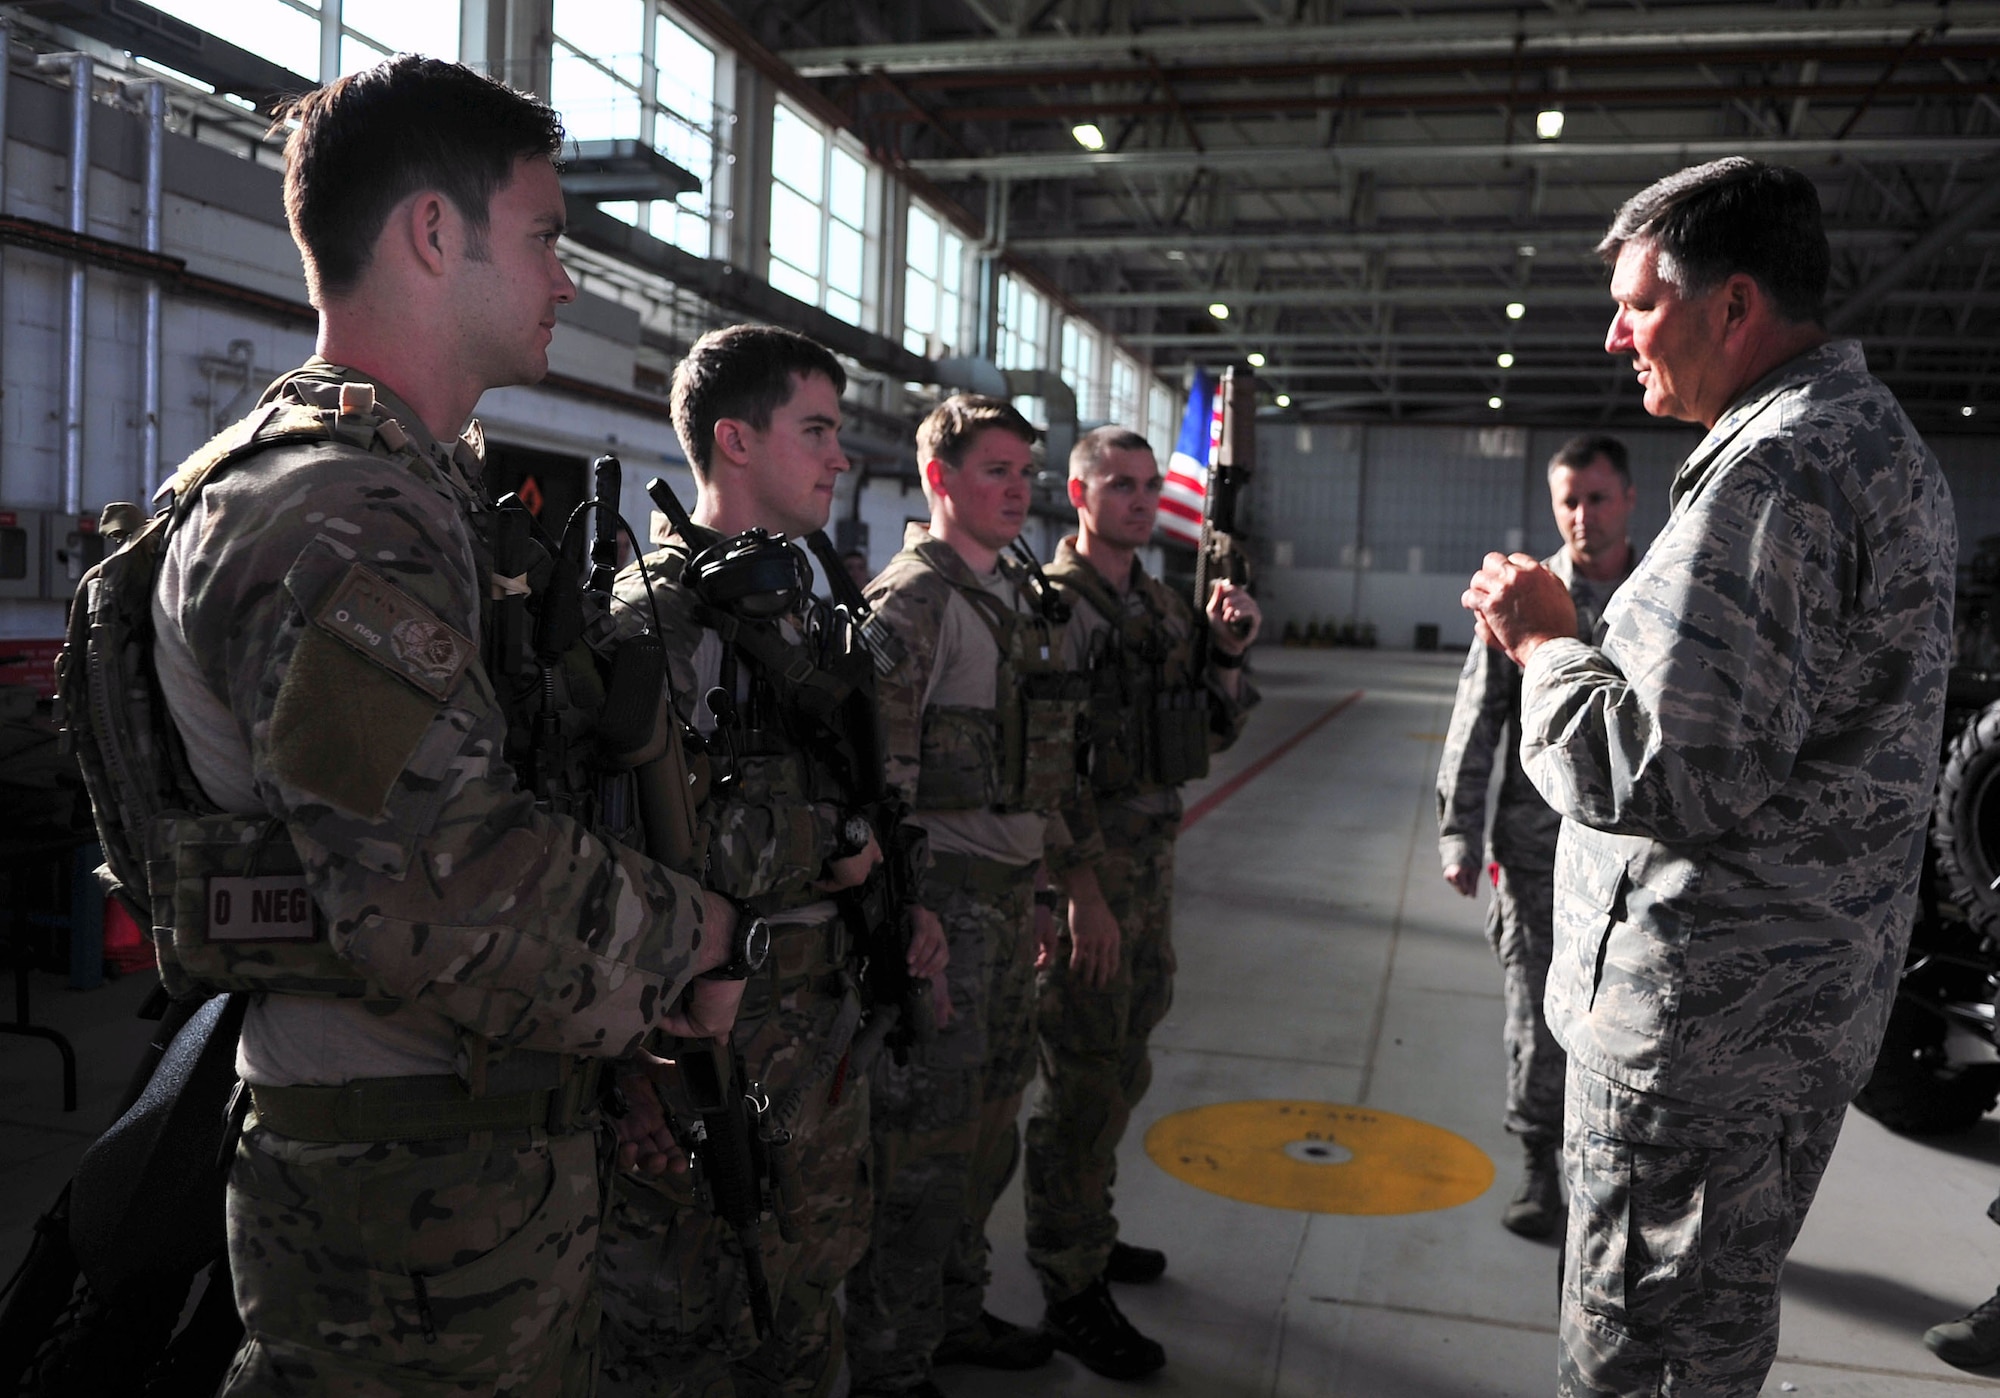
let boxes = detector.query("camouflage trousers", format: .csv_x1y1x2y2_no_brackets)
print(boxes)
846,855,1035,1394
1487,862,1566,1144
219,1122,601,1397
1559,1064,1845,1398
599,923,871,1398
1023,810,1178,1303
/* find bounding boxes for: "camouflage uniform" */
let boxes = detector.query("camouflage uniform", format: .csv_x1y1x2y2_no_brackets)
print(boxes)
843,525,1095,1395
1518,341,1955,1396
1436,549,1626,1147
597,531,876,1398
145,361,714,1396
1023,539,1255,1303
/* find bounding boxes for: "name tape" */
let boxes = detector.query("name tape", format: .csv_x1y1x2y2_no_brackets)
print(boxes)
205,875,319,943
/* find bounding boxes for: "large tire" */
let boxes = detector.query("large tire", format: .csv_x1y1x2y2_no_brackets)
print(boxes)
1934,698,2000,934
1854,991,2000,1135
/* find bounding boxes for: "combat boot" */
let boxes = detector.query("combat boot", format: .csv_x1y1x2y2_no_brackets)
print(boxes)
933,1310,1056,1370
1501,1139,1563,1239
1044,1278,1167,1380
1925,1288,2000,1369
1104,1240,1167,1284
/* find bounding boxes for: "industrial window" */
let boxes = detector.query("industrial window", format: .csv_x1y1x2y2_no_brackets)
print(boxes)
1060,319,1100,420
551,0,646,145
903,203,965,358
147,0,321,81
1109,355,1140,431
997,273,1046,425
1148,381,1176,454
769,102,872,326
650,11,720,258
337,0,462,71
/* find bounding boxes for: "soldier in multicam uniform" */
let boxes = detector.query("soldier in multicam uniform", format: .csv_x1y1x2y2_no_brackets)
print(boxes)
1023,426,1260,1378
597,324,945,1398
843,396,1100,1398
124,60,754,1395
1467,158,1956,1398
1436,433,1636,1240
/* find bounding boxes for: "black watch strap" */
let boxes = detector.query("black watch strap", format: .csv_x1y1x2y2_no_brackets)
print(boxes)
703,915,771,980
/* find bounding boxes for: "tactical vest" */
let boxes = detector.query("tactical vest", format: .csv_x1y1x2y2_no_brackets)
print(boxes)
651,534,879,916
60,377,634,1006
1046,555,1212,795
912,552,1089,815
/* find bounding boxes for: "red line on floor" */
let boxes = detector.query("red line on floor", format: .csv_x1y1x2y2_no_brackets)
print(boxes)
1180,688,1365,832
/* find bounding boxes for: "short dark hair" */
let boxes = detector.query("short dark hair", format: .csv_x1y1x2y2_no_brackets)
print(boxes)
671,324,848,476
916,395,1037,473
1548,433,1631,484
1597,158,1830,325
275,56,565,303
1069,425,1154,481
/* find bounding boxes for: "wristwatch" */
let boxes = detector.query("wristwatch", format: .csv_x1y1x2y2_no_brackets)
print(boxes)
832,812,874,861
702,914,771,981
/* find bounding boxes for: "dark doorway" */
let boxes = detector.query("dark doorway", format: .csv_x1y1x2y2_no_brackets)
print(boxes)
484,441,589,542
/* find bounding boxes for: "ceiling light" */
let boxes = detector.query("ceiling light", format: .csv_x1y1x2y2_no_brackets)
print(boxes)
1965,405,1979,417
1517,244,1537,257
1247,352,1267,367
1488,396,1504,409
1208,302,1230,320
1496,352,1515,368
1505,301,1526,320
1165,249,1187,261
1275,393,1292,407
1072,122,1106,151
1536,109,1564,140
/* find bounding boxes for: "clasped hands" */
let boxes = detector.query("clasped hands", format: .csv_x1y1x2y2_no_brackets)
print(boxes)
1462,551,1577,667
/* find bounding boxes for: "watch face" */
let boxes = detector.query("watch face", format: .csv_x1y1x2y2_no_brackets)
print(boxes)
744,918,772,971
843,815,873,853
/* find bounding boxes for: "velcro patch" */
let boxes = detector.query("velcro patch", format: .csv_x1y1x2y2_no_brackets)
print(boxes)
206,875,319,942
313,564,473,700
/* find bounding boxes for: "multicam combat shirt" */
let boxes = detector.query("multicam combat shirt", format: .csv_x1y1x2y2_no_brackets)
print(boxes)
1521,339,1956,1115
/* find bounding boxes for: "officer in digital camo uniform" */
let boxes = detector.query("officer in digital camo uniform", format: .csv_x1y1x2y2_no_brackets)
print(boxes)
1467,159,1955,1398
597,324,946,1398
121,60,752,1395
1018,426,1258,1378
1436,433,1636,1241
843,396,1099,1398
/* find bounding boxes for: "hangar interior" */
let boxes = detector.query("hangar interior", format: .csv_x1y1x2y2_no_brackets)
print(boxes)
4,2,2000,1395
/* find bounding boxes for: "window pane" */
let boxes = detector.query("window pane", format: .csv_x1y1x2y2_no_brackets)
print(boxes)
938,288,961,353
907,206,938,277
769,184,822,278
772,104,823,201
829,148,867,229
826,289,860,325
601,200,640,227
826,222,864,299
342,0,459,65
904,270,935,335
769,259,820,304
150,0,319,80
551,49,640,141
554,0,643,85
904,327,928,356
656,13,714,120
941,232,963,294
650,197,706,256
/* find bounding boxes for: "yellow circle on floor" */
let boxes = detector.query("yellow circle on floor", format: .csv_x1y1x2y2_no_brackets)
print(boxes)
1143,1100,1495,1215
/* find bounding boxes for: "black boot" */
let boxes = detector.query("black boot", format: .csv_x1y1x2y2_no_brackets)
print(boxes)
1105,1240,1167,1284
933,1310,1055,1370
1502,1139,1563,1239
1044,1278,1167,1379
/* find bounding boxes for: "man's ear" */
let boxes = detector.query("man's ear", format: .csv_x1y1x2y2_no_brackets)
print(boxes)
401,191,450,276
1067,475,1087,511
1719,272,1760,336
713,418,753,470
923,457,952,498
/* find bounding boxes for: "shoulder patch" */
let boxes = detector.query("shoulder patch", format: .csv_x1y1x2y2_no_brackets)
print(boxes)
312,564,473,700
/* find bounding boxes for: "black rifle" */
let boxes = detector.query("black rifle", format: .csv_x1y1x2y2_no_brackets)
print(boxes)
802,530,935,1066
665,1039,778,1340
1194,365,1258,652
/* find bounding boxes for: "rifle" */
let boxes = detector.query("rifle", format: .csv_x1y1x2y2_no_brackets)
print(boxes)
655,1039,782,1340
801,530,935,1068
1194,365,1257,649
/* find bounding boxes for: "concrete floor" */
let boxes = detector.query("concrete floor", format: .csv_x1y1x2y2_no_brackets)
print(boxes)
6,646,2000,1395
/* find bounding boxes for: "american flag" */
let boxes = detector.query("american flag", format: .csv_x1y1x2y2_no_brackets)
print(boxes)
1158,370,1221,546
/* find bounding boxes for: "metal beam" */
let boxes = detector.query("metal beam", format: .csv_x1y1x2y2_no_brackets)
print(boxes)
1007,226,1997,255
907,137,2000,181
1081,284,2000,310
1829,181,2000,330
784,5,2000,76
1124,330,2000,350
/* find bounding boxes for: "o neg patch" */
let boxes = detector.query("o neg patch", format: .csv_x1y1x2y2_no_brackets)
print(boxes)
314,564,473,700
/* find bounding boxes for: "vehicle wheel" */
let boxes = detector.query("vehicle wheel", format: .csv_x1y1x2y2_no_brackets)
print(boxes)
1934,698,2000,934
1854,993,2000,1135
